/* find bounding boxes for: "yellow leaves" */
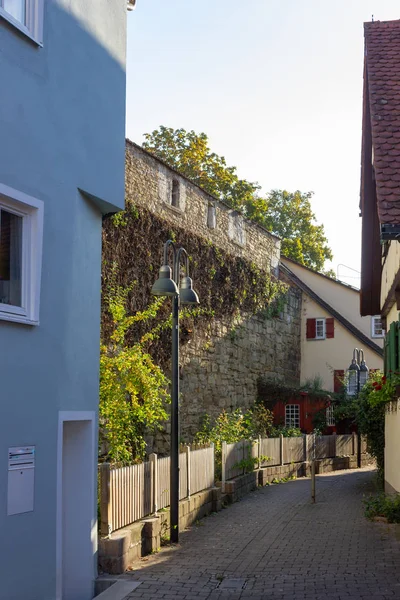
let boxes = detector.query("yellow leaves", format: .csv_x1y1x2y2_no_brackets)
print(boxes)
100,291,170,465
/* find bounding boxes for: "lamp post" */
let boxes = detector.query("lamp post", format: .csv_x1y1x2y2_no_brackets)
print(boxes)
151,240,199,543
346,348,369,468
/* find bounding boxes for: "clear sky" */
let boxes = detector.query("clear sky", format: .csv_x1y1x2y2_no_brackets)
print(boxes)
126,1,400,286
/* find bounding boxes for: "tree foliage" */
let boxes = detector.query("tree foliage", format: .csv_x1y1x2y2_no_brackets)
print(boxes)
143,126,259,210
142,126,333,273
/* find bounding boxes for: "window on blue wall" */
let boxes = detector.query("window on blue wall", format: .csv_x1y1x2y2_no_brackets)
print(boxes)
3,0,25,23
0,208,22,308
0,0,44,44
0,184,44,325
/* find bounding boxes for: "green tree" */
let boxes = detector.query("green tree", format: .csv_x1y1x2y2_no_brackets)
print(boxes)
142,126,333,273
143,126,259,210
261,190,333,273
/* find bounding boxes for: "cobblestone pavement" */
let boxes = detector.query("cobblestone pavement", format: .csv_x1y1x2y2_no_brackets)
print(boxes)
120,467,400,599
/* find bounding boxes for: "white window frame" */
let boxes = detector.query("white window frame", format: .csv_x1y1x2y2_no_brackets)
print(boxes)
0,0,44,46
285,404,300,429
0,183,43,325
315,317,326,340
326,405,335,427
371,315,385,338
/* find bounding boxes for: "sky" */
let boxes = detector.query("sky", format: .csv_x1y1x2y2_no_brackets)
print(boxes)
125,1,400,287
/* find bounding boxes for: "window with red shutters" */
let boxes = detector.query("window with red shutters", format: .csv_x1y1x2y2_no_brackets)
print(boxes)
334,370,344,393
306,318,316,339
326,317,334,338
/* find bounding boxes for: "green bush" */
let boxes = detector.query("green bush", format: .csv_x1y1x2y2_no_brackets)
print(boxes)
364,493,400,523
268,425,302,437
99,287,170,464
194,405,274,479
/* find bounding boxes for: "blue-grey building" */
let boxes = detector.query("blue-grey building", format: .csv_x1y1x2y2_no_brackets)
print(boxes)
0,1,127,598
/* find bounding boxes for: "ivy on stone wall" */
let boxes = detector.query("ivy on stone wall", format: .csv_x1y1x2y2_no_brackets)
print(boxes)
102,203,288,369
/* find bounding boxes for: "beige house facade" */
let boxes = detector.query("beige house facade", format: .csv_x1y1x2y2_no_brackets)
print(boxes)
281,257,383,393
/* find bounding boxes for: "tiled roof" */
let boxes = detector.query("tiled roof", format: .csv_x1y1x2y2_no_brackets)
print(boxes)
365,20,400,224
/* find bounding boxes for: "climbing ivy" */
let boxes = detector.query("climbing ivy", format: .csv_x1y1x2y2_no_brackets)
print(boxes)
102,203,288,369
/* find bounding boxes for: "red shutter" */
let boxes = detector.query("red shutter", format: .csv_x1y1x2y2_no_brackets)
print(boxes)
334,370,344,393
306,318,316,339
326,318,334,338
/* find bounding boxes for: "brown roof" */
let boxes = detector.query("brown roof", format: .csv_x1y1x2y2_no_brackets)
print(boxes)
364,20,400,224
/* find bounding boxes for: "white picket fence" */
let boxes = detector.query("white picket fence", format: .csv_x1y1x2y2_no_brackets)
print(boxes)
100,433,358,535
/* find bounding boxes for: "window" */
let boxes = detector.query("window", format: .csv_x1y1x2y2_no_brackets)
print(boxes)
0,0,43,45
171,179,180,208
0,183,43,325
207,203,216,229
228,212,245,246
306,317,334,340
315,318,325,339
326,405,335,427
371,315,385,338
285,404,300,428
0,209,23,307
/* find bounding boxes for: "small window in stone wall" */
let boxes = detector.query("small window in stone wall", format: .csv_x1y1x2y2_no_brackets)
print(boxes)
228,212,245,246
171,179,180,208
207,203,216,229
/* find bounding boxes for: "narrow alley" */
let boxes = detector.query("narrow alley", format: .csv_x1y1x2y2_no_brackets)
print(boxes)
120,468,400,600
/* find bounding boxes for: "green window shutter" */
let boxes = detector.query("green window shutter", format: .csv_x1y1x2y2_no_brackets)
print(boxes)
384,332,390,375
389,321,397,373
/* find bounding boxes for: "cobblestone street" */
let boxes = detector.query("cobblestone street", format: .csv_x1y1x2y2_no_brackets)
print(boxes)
120,467,400,599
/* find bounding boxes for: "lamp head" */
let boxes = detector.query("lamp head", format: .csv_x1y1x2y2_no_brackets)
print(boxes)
179,276,200,305
348,359,360,372
151,265,179,297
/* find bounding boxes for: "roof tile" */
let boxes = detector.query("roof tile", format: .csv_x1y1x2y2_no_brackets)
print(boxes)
365,20,400,223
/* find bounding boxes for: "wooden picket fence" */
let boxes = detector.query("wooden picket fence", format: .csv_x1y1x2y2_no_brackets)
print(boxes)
99,444,214,535
99,433,359,535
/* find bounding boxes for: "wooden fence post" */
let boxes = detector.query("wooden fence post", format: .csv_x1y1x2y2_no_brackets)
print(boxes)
149,453,158,514
280,434,284,465
352,432,356,456
222,441,227,493
210,443,215,486
303,434,307,463
100,462,112,537
258,435,262,469
186,445,191,499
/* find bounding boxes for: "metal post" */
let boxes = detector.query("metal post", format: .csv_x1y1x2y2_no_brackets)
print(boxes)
170,294,180,543
357,361,362,468
311,459,316,503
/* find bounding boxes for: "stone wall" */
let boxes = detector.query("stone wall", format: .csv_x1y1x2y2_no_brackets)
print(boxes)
124,141,302,444
125,141,280,274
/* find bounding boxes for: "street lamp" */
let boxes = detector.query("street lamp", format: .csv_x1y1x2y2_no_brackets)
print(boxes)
346,348,369,467
151,240,199,543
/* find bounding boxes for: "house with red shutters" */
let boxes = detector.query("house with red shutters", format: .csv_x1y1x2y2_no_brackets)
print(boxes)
359,19,400,493
280,257,383,394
